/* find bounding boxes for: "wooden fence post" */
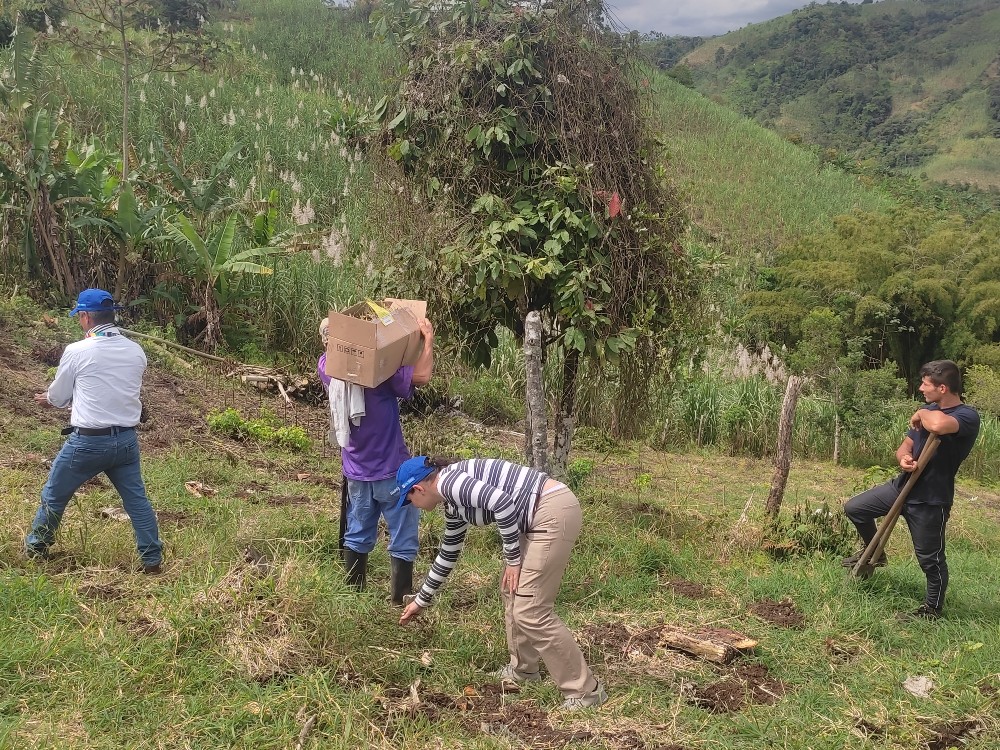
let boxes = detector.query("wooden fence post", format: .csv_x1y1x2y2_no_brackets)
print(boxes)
765,375,803,517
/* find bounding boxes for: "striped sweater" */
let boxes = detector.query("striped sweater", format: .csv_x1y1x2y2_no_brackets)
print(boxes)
413,459,547,608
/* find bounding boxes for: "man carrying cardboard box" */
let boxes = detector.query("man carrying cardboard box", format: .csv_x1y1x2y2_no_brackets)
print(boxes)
317,309,434,603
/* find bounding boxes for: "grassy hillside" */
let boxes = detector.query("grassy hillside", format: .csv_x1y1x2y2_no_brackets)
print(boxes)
678,0,1000,187
650,74,893,259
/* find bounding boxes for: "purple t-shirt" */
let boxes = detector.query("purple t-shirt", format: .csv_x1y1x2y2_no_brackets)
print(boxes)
318,354,414,481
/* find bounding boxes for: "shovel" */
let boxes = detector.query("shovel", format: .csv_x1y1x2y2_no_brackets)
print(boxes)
850,433,940,579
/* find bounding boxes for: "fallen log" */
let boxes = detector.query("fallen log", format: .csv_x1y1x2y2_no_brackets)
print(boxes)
659,626,758,665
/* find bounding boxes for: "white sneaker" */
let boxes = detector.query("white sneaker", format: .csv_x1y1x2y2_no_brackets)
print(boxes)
494,664,542,684
561,680,608,710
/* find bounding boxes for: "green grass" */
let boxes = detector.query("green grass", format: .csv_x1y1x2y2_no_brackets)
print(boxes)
3,373,1000,749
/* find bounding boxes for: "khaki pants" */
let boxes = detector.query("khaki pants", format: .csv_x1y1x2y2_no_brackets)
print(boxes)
501,487,597,698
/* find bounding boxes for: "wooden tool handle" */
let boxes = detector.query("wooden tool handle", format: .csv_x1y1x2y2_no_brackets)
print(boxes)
851,433,940,576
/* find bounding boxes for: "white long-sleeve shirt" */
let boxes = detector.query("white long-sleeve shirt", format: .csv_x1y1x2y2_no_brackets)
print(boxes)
414,459,547,608
46,325,146,428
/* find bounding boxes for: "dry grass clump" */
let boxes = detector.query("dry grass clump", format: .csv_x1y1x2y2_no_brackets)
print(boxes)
191,557,321,682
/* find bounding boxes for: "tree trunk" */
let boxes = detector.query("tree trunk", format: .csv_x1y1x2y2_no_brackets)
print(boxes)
833,410,841,465
119,3,130,181
33,190,74,297
551,347,579,477
524,310,547,472
765,375,802,517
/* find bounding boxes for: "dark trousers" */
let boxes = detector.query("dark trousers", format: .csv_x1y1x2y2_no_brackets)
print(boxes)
844,481,950,610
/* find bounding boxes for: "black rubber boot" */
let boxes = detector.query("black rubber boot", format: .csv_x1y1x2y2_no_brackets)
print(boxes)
343,549,368,591
389,557,414,605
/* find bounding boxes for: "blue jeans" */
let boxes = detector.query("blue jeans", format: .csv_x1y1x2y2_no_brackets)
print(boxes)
344,477,419,561
26,429,163,566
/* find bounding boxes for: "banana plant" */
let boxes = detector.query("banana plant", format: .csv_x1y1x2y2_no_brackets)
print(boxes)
154,140,244,235
161,211,284,351
64,153,164,298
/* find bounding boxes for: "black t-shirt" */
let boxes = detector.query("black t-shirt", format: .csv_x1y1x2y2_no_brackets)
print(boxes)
896,403,980,506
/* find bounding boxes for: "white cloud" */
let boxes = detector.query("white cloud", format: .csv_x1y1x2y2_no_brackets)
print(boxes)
607,0,867,37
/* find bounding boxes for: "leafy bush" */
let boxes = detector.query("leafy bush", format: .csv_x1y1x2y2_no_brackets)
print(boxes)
766,502,855,558
966,365,1000,418
206,408,311,451
853,465,898,494
565,458,595,492
0,294,42,330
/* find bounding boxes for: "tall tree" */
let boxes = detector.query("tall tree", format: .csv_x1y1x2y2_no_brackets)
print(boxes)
345,0,700,472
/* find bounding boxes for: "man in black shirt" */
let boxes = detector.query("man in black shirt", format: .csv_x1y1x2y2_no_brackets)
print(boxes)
841,360,980,619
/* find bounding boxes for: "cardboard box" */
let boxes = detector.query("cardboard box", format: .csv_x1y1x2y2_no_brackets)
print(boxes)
325,298,426,388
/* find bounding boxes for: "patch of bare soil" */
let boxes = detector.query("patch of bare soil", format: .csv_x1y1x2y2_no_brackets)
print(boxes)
0,452,49,471
1,324,333,463
78,583,126,601
120,614,161,637
331,667,368,691
662,577,709,599
0,343,23,370
962,486,1000,524
114,600,175,638
291,473,341,490
689,664,789,713
254,494,312,507
749,598,805,628
234,481,272,499
977,677,998,697
924,719,982,750
0,343,65,428
31,344,64,367
379,682,686,750
852,717,887,740
156,509,197,528
380,685,575,748
582,622,659,657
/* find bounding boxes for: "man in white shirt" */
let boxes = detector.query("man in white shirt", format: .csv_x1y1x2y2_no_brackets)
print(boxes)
25,288,164,573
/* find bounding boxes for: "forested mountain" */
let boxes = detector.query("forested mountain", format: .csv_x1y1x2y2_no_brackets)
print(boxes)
662,0,1000,188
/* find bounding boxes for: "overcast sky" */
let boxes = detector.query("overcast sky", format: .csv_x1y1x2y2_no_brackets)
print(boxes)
608,0,868,37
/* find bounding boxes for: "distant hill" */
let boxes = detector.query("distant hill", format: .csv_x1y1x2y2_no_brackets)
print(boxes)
668,0,1000,188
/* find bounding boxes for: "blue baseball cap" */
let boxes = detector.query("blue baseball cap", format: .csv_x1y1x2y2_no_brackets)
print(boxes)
69,288,120,317
391,456,434,509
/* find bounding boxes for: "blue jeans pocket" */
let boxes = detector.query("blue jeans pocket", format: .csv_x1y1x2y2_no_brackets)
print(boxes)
70,443,109,471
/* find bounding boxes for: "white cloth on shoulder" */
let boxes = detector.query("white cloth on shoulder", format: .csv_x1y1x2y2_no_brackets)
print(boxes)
327,378,366,447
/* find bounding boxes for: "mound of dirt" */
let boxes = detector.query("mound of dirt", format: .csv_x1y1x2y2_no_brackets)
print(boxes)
583,622,661,657
690,664,789,713
925,719,981,750
662,577,709,599
749,598,805,628
378,682,683,749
